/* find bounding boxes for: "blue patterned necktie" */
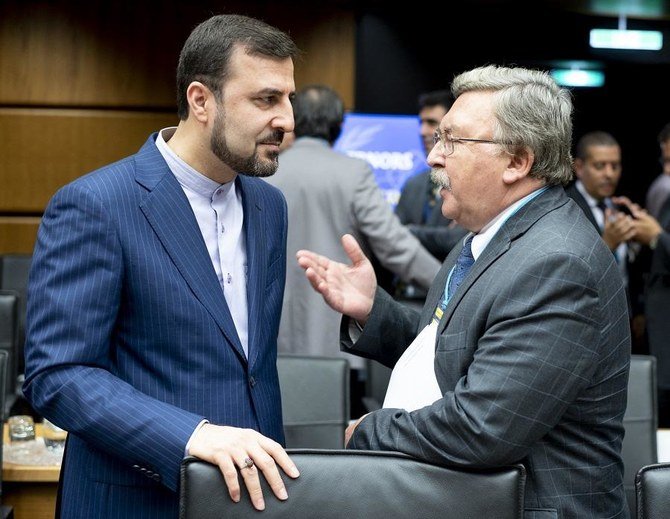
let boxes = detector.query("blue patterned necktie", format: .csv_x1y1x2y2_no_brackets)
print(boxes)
447,235,475,299
432,235,475,323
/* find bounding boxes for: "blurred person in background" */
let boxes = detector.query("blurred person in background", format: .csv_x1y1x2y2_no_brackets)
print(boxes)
266,85,440,417
395,90,467,263
646,122,670,219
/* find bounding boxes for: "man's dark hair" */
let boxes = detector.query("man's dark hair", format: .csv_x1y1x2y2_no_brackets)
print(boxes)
292,85,344,144
176,14,299,120
575,131,619,160
418,90,452,111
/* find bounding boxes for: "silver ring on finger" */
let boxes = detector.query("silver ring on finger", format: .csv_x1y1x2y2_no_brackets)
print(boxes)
243,457,254,470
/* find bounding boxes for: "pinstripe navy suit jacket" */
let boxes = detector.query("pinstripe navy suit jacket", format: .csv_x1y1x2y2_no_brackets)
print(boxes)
23,134,288,518
344,186,631,518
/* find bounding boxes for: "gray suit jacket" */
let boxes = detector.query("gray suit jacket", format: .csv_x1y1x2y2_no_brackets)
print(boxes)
266,137,440,367
343,186,631,518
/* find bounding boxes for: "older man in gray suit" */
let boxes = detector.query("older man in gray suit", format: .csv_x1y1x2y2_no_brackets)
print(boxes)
298,66,630,518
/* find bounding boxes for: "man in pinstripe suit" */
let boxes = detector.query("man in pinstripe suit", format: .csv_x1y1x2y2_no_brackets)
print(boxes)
23,14,299,518
298,66,631,518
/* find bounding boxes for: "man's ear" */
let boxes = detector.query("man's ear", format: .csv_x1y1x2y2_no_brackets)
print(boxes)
185,81,213,124
502,146,534,185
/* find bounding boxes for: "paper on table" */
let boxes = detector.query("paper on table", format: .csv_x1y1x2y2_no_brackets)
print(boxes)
3,439,63,466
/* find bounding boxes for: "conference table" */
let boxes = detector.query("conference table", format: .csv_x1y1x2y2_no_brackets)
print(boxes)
2,423,60,519
2,427,670,519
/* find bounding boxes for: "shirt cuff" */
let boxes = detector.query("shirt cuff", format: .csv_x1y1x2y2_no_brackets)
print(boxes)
185,419,209,456
348,318,364,343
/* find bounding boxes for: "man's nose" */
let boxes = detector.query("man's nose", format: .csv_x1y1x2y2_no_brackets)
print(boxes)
272,98,295,133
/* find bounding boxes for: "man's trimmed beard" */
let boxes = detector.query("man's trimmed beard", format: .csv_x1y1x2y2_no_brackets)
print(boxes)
210,108,282,178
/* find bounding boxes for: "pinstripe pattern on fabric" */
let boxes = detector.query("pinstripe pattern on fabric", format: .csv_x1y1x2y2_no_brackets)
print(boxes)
23,134,287,518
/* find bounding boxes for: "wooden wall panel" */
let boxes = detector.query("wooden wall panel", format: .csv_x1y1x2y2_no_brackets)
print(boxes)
0,0,357,253
0,108,178,212
291,11,355,109
0,2,356,109
0,218,40,254
0,1,190,107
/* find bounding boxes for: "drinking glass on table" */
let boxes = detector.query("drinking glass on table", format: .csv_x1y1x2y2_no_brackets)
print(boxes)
7,415,35,442
42,418,67,450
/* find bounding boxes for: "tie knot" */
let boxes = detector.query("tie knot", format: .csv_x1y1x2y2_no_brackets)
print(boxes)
460,235,474,261
596,199,608,213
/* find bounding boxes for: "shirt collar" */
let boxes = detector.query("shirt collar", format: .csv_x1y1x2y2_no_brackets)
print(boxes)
470,187,548,260
155,127,230,199
575,180,601,209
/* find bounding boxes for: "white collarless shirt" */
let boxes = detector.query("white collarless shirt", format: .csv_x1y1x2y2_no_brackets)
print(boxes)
156,128,249,357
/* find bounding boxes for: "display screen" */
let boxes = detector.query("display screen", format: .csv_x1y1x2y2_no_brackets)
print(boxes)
333,113,428,207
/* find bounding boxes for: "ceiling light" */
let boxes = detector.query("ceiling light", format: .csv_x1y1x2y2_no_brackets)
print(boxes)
590,29,663,50
590,13,663,50
550,69,605,88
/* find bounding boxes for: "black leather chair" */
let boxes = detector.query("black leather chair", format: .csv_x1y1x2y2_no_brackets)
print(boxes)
180,450,526,519
0,349,7,491
277,355,349,449
0,291,19,419
0,349,15,518
635,462,670,518
622,355,658,517
362,358,391,412
0,254,31,376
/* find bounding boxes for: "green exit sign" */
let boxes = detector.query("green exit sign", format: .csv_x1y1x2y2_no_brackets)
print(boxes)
590,29,663,50
551,69,605,88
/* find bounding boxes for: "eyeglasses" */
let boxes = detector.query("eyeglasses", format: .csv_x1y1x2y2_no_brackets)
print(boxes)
432,129,502,156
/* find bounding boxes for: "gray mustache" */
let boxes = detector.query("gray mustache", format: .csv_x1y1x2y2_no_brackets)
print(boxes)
430,168,451,191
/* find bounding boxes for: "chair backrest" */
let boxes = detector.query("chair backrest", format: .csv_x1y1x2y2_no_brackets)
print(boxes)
277,355,349,449
0,291,18,419
363,358,392,412
623,355,658,517
180,450,526,519
636,462,670,518
0,349,8,497
0,254,32,375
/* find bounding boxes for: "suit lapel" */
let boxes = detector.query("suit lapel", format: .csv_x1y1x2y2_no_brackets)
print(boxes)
238,176,266,370
420,245,459,326
134,136,247,362
437,186,568,334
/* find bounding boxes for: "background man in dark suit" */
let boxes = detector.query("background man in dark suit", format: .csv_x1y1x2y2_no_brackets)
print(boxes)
266,85,439,416
23,14,299,517
395,90,467,262
565,131,635,284
297,65,630,518
645,122,670,219
619,194,670,426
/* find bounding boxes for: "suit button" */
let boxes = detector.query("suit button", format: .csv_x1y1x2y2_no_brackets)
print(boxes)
132,464,140,471
152,473,161,482
249,376,256,387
